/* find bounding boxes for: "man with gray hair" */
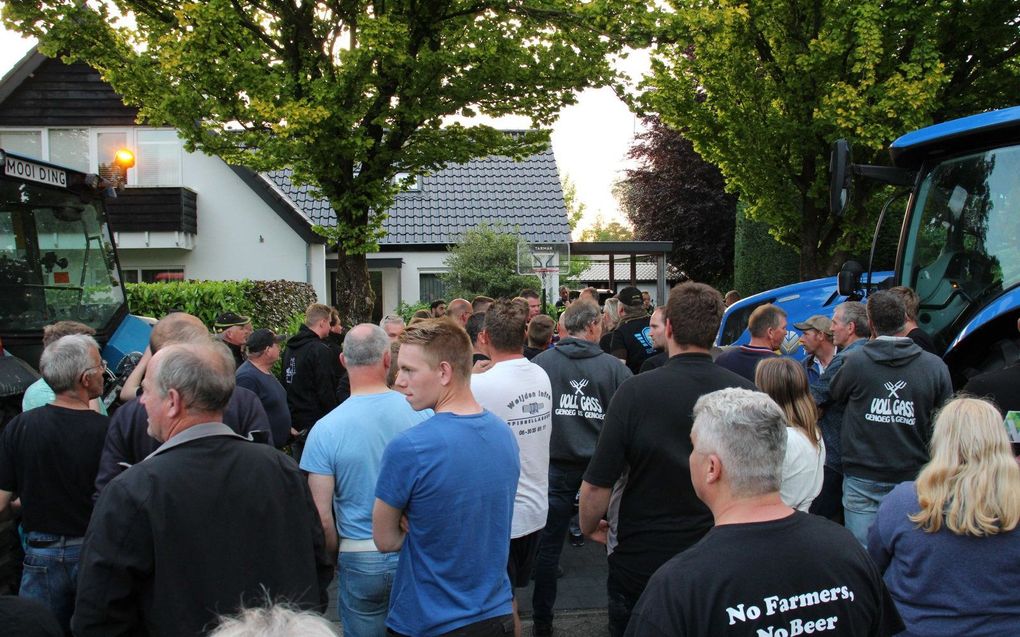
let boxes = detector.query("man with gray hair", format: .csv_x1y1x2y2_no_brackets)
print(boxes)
531,301,632,635
301,324,432,636
0,334,108,633
830,291,951,545
807,301,869,521
73,340,332,636
625,388,903,637
380,314,406,342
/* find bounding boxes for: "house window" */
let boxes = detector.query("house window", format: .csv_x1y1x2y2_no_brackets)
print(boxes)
0,127,183,186
419,273,452,303
48,129,90,172
122,267,185,284
97,131,128,181
136,130,182,186
0,130,42,158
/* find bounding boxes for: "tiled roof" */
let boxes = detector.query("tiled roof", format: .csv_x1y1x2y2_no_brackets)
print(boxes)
263,146,570,246
579,261,684,283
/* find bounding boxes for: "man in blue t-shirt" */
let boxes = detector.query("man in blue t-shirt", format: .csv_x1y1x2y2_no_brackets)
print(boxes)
236,328,292,448
301,324,431,636
374,319,520,637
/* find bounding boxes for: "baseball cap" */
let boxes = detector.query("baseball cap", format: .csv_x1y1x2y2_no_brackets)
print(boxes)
793,315,832,336
246,328,285,353
214,312,251,330
617,286,643,307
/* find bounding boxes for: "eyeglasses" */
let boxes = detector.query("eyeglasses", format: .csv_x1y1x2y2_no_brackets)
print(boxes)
82,360,108,376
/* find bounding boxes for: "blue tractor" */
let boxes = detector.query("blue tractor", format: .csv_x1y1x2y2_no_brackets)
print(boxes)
0,149,152,422
717,106,1020,387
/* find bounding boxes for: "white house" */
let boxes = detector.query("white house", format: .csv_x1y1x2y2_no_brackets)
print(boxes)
0,50,572,320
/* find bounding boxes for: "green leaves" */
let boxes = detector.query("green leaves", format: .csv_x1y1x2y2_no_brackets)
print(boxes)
125,279,317,333
441,224,543,300
643,0,1020,277
2,0,638,322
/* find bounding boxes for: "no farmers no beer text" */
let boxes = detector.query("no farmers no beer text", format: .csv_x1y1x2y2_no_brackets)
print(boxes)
726,586,858,636
3,155,68,188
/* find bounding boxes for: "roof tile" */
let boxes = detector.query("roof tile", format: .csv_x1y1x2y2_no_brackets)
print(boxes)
264,146,570,245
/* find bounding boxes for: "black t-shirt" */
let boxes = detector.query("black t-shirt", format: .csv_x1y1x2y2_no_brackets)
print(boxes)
609,316,656,374
0,405,108,535
599,330,615,355
638,351,667,373
626,512,904,637
584,353,756,597
905,327,938,355
523,345,546,360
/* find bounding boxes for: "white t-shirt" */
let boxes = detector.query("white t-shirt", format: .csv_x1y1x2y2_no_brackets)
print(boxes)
780,427,825,512
472,357,552,538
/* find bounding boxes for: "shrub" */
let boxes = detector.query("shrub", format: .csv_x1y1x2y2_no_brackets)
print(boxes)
395,301,431,324
248,280,319,334
441,224,542,300
126,279,317,334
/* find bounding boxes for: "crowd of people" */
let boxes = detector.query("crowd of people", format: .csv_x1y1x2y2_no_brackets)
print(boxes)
0,280,1018,637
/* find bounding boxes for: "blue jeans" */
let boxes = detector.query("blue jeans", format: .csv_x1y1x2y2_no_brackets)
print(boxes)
531,461,588,626
19,531,84,634
842,475,897,546
337,550,398,637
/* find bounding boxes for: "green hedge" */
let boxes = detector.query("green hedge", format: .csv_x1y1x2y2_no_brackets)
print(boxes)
126,279,318,334
732,203,800,297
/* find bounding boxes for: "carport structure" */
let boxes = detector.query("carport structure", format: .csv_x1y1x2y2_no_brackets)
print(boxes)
569,241,674,303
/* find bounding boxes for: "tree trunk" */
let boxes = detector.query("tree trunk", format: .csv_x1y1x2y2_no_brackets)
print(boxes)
333,249,375,325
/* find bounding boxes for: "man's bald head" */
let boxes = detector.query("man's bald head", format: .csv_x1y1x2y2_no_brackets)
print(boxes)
447,299,472,326
150,312,210,353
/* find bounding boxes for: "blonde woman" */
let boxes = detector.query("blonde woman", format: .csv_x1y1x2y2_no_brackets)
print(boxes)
598,297,622,353
868,397,1020,636
754,357,825,512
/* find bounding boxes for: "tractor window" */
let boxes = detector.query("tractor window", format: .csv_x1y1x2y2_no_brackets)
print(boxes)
0,179,124,333
902,145,1020,343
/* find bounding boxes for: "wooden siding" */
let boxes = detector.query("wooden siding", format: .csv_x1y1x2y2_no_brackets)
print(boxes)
106,187,198,234
0,58,139,126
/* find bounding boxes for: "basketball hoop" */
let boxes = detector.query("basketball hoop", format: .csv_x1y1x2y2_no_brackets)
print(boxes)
517,241,570,276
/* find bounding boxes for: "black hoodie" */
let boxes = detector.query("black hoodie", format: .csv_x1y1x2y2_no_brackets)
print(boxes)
280,324,340,431
532,337,633,463
830,337,952,482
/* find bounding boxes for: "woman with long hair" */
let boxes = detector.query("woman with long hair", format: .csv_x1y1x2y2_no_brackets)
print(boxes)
754,357,825,511
599,297,622,354
868,396,1020,636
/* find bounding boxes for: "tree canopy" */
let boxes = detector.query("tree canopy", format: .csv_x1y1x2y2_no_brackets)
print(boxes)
3,0,641,319
578,215,634,242
644,0,1020,278
616,116,736,288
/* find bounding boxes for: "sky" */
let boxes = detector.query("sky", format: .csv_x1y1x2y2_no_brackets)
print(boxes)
0,28,646,236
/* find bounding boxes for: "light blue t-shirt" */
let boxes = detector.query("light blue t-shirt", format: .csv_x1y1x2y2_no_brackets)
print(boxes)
376,410,520,637
300,390,430,540
22,377,107,415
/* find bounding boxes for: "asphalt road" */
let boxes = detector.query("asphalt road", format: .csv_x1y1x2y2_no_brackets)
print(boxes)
328,536,611,636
